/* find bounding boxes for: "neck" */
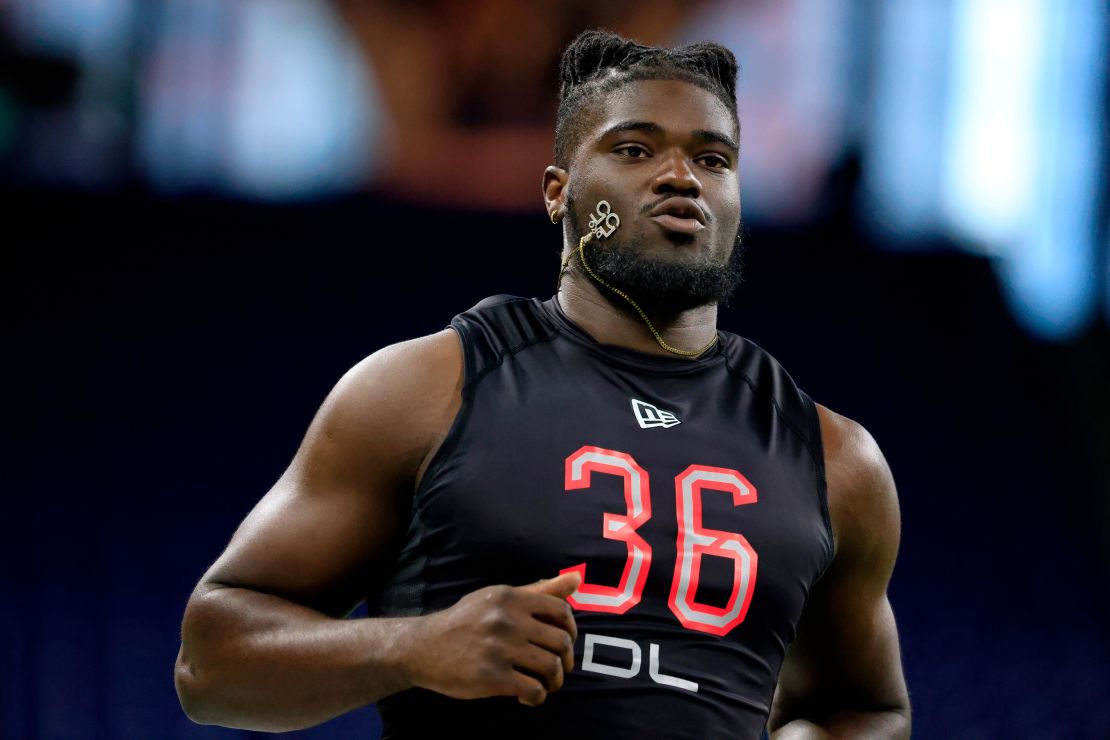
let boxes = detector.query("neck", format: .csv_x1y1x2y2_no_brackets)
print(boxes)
556,270,719,358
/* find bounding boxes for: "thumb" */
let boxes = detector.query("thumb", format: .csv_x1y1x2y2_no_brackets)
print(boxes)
521,570,582,598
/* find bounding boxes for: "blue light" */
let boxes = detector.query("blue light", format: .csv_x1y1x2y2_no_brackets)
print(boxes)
135,0,379,199
863,0,954,241
864,0,1107,340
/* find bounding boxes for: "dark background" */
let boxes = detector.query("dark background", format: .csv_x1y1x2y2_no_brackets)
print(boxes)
6,192,1110,738
4,1,1110,738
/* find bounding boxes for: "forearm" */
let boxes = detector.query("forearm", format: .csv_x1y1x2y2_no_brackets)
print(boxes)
175,585,419,732
771,709,910,740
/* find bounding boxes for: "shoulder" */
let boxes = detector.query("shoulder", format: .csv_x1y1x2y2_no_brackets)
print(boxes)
814,404,901,568
308,329,464,486
717,332,809,414
449,294,558,373
345,328,462,388
329,329,462,419
716,333,825,465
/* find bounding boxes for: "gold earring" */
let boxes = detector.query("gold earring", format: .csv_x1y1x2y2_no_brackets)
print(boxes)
550,208,561,224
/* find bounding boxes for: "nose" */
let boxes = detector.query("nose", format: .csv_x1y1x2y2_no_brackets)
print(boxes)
651,150,702,198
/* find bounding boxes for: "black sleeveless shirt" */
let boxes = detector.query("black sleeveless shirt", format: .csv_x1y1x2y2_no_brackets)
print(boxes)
371,295,834,740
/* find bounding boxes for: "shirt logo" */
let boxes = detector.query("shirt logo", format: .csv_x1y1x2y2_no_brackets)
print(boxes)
631,399,681,429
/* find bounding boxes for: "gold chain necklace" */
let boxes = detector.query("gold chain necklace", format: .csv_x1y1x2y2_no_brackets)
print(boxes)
558,233,718,358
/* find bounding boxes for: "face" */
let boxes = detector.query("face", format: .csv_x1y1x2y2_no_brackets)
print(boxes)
552,78,744,313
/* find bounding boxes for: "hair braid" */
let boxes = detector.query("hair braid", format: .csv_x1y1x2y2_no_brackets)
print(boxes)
553,30,738,168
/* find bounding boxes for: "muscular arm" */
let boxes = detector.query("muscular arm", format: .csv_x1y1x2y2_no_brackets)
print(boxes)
174,331,580,731
768,405,911,739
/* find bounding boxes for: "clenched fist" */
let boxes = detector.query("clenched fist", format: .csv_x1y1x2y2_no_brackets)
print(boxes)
405,572,581,706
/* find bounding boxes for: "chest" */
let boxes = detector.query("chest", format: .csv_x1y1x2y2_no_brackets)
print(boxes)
415,352,829,637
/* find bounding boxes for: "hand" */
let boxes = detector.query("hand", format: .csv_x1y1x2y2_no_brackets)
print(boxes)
406,572,581,706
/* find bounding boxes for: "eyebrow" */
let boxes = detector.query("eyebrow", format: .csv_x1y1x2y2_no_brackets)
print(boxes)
600,120,739,154
693,128,739,154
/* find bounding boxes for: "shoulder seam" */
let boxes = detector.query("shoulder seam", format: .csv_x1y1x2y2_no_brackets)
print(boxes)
416,302,557,509
463,325,560,393
723,356,835,574
413,312,558,514
722,356,826,487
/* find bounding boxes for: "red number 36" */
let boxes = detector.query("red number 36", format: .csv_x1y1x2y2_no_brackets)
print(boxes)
560,445,758,637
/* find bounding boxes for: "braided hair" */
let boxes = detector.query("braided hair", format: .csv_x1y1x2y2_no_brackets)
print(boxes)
554,30,739,168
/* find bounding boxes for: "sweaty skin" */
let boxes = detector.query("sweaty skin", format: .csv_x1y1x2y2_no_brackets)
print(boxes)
175,78,910,737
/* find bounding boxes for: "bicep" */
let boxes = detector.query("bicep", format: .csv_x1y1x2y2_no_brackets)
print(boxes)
197,330,462,618
773,573,906,722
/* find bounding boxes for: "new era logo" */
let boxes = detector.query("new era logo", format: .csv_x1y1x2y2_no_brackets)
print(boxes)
631,399,681,429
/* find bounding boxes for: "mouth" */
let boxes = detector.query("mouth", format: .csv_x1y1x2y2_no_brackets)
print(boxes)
649,214,706,235
648,198,707,235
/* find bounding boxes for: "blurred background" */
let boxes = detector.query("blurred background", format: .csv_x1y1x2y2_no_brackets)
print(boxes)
4,0,1108,737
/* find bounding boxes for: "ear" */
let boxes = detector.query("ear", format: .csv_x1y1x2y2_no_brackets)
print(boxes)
543,166,569,219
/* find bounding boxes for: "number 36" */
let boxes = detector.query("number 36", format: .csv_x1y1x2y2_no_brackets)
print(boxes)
560,445,758,637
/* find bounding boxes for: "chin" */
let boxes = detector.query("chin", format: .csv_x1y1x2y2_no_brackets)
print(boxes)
658,230,699,248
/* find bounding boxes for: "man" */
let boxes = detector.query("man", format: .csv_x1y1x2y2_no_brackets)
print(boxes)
175,30,910,739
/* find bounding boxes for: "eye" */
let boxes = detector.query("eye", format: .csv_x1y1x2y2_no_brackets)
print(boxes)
698,154,730,170
615,143,651,159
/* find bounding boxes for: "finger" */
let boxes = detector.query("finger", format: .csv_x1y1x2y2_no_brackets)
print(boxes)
527,620,576,673
520,570,581,599
519,592,578,643
512,642,566,694
509,670,548,707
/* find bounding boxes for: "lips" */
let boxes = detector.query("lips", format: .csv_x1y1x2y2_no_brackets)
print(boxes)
649,198,706,234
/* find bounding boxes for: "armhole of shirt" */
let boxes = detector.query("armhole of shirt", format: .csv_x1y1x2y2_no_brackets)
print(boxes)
410,324,476,512
368,326,474,618
798,388,836,577
410,298,558,512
